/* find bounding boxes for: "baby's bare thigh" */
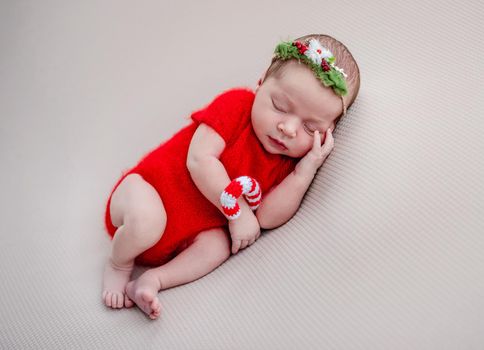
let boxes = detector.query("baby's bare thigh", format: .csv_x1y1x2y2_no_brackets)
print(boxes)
109,173,166,229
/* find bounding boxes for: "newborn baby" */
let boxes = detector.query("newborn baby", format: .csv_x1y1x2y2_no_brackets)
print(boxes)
102,34,361,319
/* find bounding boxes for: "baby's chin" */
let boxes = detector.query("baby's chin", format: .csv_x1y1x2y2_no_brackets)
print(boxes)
281,148,306,158
260,142,279,155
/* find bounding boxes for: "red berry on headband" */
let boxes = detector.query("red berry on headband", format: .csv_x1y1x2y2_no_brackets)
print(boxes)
321,60,331,71
293,41,308,55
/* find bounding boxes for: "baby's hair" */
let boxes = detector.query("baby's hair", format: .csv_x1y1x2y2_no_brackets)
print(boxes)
263,34,361,125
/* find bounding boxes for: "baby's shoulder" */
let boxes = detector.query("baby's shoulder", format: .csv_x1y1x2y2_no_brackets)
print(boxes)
199,86,255,121
189,87,255,140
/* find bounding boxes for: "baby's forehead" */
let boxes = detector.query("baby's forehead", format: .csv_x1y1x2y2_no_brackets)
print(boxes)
274,64,326,95
274,61,299,79
271,62,343,118
274,61,322,89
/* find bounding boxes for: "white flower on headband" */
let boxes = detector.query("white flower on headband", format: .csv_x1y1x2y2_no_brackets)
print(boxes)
304,39,333,65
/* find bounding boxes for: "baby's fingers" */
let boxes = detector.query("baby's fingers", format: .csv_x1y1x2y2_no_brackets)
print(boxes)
321,129,334,154
240,240,249,250
232,239,241,254
313,130,321,149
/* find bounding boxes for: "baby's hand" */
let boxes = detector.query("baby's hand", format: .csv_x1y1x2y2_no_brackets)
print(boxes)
295,129,334,178
228,209,261,254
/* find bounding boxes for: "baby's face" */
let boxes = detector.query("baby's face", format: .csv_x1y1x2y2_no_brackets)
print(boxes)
251,60,343,158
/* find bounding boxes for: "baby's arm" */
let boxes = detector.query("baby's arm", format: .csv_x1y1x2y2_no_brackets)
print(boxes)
186,123,246,214
256,129,334,229
187,123,260,254
255,172,313,230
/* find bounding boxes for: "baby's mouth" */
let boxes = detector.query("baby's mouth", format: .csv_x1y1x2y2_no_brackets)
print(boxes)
268,136,288,150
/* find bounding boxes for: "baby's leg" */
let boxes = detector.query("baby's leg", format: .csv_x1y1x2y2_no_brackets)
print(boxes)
125,227,231,319
103,174,166,309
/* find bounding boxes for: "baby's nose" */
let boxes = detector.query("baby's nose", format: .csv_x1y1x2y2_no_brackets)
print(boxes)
278,120,298,138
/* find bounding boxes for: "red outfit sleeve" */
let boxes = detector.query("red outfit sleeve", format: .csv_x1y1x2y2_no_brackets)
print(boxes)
190,88,255,146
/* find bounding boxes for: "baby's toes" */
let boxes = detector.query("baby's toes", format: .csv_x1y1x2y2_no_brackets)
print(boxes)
110,293,120,308
103,291,126,308
124,294,134,308
150,299,161,319
114,292,124,308
103,291,113,307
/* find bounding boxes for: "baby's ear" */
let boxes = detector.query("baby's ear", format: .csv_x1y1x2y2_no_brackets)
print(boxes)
255,77,263,92
256,68,269,90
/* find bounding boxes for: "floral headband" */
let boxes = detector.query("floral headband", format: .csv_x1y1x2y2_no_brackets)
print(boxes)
272,38,349,117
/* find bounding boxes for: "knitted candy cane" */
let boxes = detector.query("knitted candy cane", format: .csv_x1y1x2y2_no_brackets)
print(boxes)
220,176,262,220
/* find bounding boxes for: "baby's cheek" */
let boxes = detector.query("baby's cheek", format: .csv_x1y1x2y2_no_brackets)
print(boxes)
251,122,262,139
302,140,313,155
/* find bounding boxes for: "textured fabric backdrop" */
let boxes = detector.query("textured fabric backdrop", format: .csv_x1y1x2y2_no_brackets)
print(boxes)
0,0,483,349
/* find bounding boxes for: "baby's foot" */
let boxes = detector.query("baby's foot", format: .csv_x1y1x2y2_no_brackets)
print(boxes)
125,270,162,320
102,257,134,309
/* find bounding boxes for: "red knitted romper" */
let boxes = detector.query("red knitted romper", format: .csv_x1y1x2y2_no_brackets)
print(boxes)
104,88,298,266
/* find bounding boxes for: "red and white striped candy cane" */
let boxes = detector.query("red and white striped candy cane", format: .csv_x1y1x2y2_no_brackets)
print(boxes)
220,176,262,220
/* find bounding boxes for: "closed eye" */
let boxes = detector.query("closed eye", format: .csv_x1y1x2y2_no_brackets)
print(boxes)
303,123,316,134
272,98,286,113
273,97,321,135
